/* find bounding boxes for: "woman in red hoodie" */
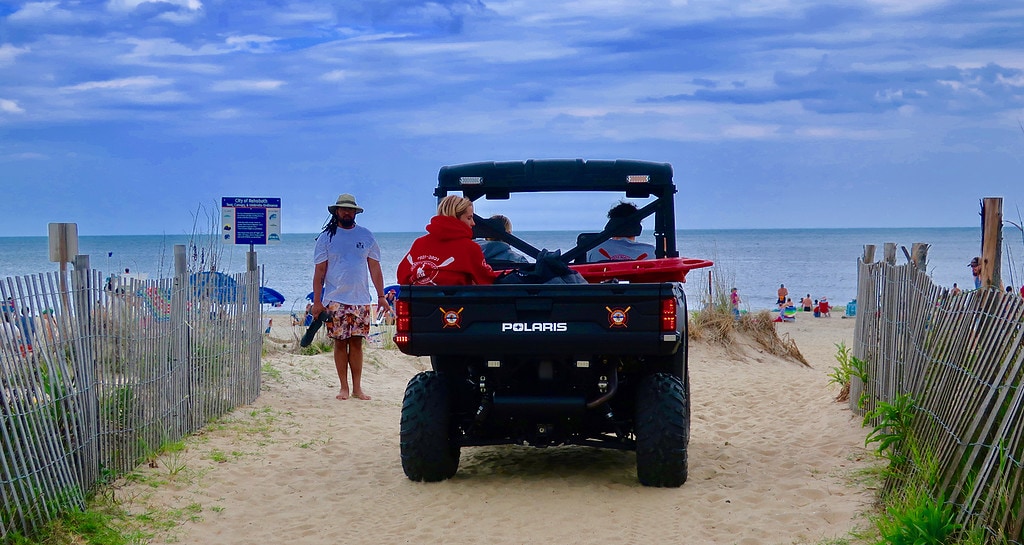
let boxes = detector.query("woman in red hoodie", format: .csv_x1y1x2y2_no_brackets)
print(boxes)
398,195,501,286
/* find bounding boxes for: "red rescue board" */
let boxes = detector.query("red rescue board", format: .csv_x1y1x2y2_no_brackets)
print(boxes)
570,257,714,284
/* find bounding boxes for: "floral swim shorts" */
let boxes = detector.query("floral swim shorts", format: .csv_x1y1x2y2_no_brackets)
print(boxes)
324,302,372,340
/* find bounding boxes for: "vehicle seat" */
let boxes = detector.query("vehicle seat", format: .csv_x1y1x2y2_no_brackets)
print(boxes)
575,233,600,264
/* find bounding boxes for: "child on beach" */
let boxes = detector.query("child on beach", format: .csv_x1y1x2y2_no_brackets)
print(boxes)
730,287,741,320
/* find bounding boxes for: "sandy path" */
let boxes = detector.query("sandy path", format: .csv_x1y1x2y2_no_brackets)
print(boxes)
116,315,876,544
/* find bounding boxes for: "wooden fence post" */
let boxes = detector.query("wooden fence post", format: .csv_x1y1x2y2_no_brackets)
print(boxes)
980,197,1003,289
911,243,930,272
849,244,877,415
863,245,876,264
70,254,100,492
171,244,189,436
884,242,897,265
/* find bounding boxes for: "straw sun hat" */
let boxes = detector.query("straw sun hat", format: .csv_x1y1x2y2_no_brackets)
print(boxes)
328,193,364,214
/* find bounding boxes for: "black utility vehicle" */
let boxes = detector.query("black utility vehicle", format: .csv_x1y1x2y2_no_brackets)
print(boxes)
395,159,712,487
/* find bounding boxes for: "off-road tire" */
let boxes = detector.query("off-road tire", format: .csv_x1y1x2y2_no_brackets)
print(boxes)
400,371,460,482
634,372,689,487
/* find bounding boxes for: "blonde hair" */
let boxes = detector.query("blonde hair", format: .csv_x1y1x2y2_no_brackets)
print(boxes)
437,195,473,218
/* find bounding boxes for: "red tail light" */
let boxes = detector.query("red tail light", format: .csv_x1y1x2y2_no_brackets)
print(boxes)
394,299,410,349
661,297,677,332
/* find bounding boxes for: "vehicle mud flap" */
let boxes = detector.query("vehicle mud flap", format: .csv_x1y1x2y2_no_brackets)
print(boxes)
634,373,689,487
400,371,461,482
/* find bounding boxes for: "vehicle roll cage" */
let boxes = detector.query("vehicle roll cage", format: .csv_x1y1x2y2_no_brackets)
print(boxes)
434,159,679,263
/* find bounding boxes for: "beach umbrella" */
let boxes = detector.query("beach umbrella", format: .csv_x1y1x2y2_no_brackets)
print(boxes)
260,287,285,307
190,271,238,304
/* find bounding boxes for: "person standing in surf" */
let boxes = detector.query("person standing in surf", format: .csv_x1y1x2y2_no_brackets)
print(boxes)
311,194,388,401
398,195,500,286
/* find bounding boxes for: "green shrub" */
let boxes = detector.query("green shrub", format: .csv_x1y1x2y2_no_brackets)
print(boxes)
828,341,868,406
875,487,961,545
865,393,915,467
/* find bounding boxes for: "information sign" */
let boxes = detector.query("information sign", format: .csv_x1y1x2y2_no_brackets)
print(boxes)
221,197,282,245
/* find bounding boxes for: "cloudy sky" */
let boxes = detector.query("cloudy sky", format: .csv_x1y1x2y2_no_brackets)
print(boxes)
1,0,1023,237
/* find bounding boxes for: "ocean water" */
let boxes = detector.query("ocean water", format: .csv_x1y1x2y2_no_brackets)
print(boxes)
2,227,1020,314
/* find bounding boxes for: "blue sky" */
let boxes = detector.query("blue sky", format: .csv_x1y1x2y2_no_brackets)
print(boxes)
2,0,1023,237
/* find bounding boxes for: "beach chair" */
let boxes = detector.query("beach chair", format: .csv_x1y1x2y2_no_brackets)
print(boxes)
817,299,831,317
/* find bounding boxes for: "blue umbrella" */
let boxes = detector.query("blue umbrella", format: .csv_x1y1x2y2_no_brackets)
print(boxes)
190,271,238,304
260,287,285,306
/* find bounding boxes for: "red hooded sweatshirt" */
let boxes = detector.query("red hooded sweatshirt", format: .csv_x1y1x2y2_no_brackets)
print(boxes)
398,215,500,286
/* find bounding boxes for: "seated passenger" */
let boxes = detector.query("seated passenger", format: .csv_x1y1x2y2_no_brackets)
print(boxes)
477,214,529,264
586,201,656,262
398,195,501,286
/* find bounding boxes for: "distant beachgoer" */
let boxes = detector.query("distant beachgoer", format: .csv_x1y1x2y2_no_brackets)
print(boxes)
970,257,981,289
774,301,795,323
2,311,22,344
784,298,797,320
377,286,398,325
777,284,788,306
19,308,35,348
40,309,59,343
950,283,961,296
384,286,398,312
813,299,820,318
730,287,741,319
801,294,812,312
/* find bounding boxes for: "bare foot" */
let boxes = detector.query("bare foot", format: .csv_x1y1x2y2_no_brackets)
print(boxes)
336,388,350,400
353,390,371,400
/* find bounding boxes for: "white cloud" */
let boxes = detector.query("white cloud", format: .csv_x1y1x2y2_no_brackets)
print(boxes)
863,0,950,14
107,0,202,12
58,75,187,105
0,152,47,161
272,5,335,25
8,1,82,23
0,99,25,114
321,70,348,82
155,9,204,24
721,124,780,139
208,108,243,119
210,80,285,92
120,35,278,63
0,44,30,65
62,76,172,92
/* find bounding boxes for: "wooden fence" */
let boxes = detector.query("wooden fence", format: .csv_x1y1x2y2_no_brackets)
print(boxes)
1,264,262,540
853,258,1023,544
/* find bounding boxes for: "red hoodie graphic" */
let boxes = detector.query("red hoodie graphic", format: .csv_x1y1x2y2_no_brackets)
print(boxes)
398,215,500,286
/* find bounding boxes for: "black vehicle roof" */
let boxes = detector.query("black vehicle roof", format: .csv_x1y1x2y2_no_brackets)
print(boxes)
436,159,674,200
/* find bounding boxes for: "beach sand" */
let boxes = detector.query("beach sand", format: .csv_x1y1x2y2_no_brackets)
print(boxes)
116,313,876,544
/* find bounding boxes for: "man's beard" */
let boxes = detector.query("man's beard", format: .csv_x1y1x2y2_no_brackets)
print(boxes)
339,217,355,228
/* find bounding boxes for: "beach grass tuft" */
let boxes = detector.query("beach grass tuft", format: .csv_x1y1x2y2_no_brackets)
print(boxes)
688,262,808,365
689,305,809,366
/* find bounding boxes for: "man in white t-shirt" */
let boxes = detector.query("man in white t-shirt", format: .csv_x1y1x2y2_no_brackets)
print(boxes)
310,194,388,401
